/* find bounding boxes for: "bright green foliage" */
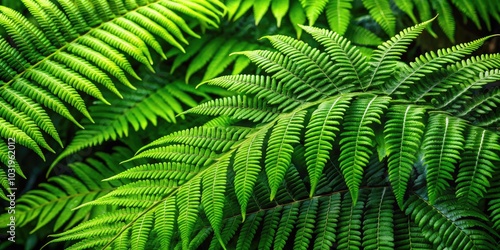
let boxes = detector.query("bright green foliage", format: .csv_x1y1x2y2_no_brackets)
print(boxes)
0,0,224,197
384,104,425,208
265,110,306,200
0,147,137,233
225,0,500,41
50,78,211,172
405,194,497,249
339,95,389,204
456,127,500,204
2,5,500,248
39,18,500,249
422,114,466,204
305,96,351,196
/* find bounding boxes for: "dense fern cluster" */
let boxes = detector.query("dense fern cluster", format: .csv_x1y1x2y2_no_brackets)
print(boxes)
0,0,224,197
227,0,500,42
1,1,500,249
27,18,499,249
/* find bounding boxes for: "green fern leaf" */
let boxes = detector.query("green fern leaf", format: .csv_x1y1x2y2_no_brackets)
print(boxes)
235,50,329,101
362,188,395,249
394,0,417,23
300,25,369,90
305,95,352,196
131,211,154,250
0,147,133,233
209,216,241,250
313,193,341,249
384,104,425,208
410,54,500,102
343,25,384,47
456,127,500,204
273,203,300,250
362,0,396,36
405,194,497,249
337,192,365,249
234,131,267,219
394,209,433,249
51,81,206,172
339,95,390,204
138,126,252,155
253,0,271,25
154,197,176,249
258,206,283,250
264,34,349,94
293,198,319,250
0,0,224,169
271,0,289,27
422,114,466,204
367,18,433,88
384,35,493,95
325,0,353,35
202,158,230,247
432,0,455,42
186,95,280,123
266,110,307,200
488,174,500,230
177,176,201,250
451,0,481,29
236,211,264,250
299,0,328,26
204,75,303,111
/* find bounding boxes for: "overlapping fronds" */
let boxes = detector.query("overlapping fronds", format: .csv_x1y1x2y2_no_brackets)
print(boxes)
45,19,500,249
0,0,223,180
49,77,213,173
0,147,138,234
227,0,499,42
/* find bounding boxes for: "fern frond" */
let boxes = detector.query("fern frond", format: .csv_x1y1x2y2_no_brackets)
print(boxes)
236,50,329,101
299,0,328,26
177,176,201,250
203,75,303,112
154,197,176,249
409,54,500,102
456,127,500,204
186,95,280,122
234,131,267,219
405,194,497,249
264,34,349,94
313,193,341,249
236,211,264,250
362,187,395,249
422,114,466,204
51,80,209,172
266,110,307,200
394,209,433,249
131,210,154,250
300,25,369,90
325,0,353,35
367,18,433,88
487,174,500,230
432,0,455,42
0,0,224,167
0,147,134,234
393,0,417,23
293,198,319,249
202,158,229,246
361,0,396,36
384,104,425,207
339,95,390,204
138,126,253,154
337,191,365,249
304,95,352,196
